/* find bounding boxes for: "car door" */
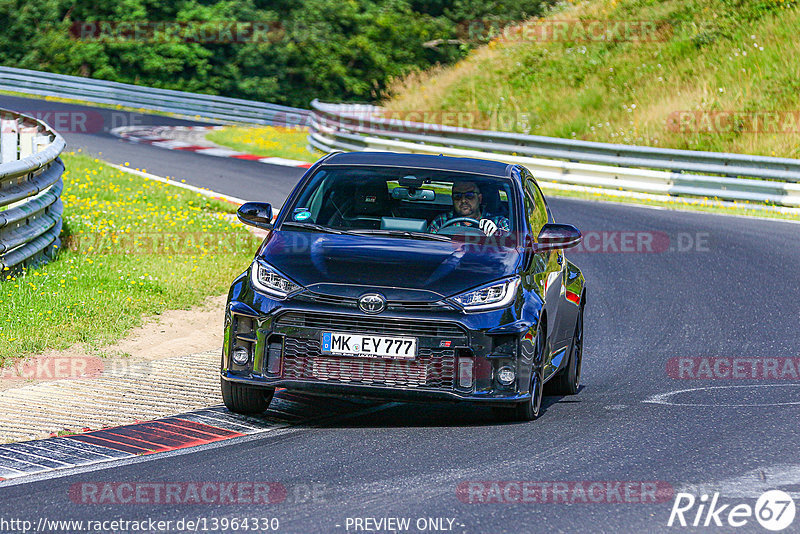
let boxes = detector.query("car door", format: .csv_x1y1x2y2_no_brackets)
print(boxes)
534,179,575,346
520,168,564,378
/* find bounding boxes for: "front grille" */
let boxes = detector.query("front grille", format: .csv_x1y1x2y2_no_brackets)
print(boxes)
293,293,451,312
282,337,456,389
275,311,466,339
293,293,357,308
386,302,451,311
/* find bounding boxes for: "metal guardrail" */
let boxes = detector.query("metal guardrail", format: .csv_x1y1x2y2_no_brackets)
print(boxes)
4,67,797,208
0,66,310,127
0,109,65,271
309,101,800,208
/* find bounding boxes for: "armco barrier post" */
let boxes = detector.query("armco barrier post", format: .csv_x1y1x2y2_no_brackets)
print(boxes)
0,109,65,271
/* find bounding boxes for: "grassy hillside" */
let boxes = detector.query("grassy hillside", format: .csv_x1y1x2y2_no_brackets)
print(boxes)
385,0,800,158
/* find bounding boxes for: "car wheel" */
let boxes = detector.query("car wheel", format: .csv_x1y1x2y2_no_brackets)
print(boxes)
221,378,274,415
546,305,583,396
513,364,543,421
494,325,546,422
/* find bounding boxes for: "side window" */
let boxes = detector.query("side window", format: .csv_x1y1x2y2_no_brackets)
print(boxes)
533,181,554,223
524,178,548,234
522,184,536,232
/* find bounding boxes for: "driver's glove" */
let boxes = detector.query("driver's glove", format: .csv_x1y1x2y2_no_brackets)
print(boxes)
479,218,498,236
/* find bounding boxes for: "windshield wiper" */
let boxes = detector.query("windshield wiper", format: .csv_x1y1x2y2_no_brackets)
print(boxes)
282,224,451,241
348,229,452,241
281,222,347,234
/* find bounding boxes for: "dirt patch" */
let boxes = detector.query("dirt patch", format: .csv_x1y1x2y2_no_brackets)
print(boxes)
102,294,227,361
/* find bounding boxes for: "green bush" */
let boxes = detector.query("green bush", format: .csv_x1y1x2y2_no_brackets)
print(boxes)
0,0,550,107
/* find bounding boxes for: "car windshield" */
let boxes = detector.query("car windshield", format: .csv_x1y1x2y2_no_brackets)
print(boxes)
282,166,517,238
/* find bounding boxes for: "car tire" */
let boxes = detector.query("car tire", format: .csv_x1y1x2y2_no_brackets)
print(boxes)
546,305,583,396
494,325,546,422
221,378,274,415
512,364,543,421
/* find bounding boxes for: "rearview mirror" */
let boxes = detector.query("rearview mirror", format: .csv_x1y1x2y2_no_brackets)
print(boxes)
237,202,273,230
536,223,582,252
399,175,424,188
391,187,435,201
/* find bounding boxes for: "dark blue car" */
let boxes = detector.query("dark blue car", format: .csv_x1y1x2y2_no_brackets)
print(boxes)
221,151,586,421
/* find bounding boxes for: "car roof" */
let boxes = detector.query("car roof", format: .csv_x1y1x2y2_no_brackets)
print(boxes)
321,151,514,178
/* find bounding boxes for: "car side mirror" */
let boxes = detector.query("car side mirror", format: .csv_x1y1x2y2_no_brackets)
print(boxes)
237,202,274,230
536,223,582,252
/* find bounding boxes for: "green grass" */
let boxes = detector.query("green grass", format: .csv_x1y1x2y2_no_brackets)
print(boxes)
206,125,322,163
0,153,260,364
385,0,800,159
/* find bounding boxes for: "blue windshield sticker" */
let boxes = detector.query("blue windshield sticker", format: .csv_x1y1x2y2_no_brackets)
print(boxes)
293,210,312,221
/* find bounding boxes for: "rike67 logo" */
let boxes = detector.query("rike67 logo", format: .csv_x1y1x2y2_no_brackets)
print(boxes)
668,490,796,531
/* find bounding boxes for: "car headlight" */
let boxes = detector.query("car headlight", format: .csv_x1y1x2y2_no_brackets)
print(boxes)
251,261,302,298
450,277,520,311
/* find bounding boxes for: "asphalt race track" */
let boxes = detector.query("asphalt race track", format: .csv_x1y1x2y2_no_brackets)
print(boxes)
1,96,799,533
0,95,304,201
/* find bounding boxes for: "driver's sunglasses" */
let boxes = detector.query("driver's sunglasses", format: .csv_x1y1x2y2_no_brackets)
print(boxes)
452,191,478,201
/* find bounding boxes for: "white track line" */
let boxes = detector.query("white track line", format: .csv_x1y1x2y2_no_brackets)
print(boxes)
105,163,248,205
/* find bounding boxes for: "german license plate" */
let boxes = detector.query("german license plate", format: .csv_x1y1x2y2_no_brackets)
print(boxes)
321,332,417,360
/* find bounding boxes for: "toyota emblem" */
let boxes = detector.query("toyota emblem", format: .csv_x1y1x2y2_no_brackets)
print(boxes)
358,293,386,314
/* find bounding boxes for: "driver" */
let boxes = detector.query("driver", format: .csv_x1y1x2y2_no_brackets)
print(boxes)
428,180,510,236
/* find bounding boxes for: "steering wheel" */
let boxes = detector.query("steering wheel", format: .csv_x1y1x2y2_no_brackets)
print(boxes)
436,217,485,236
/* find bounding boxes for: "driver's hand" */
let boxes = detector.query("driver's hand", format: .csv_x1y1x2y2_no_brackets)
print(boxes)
479,218,498,236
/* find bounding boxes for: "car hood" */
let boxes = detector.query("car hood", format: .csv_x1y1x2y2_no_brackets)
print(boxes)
259,230,521,299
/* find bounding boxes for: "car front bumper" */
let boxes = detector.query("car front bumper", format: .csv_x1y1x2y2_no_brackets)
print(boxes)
221,274,540,407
